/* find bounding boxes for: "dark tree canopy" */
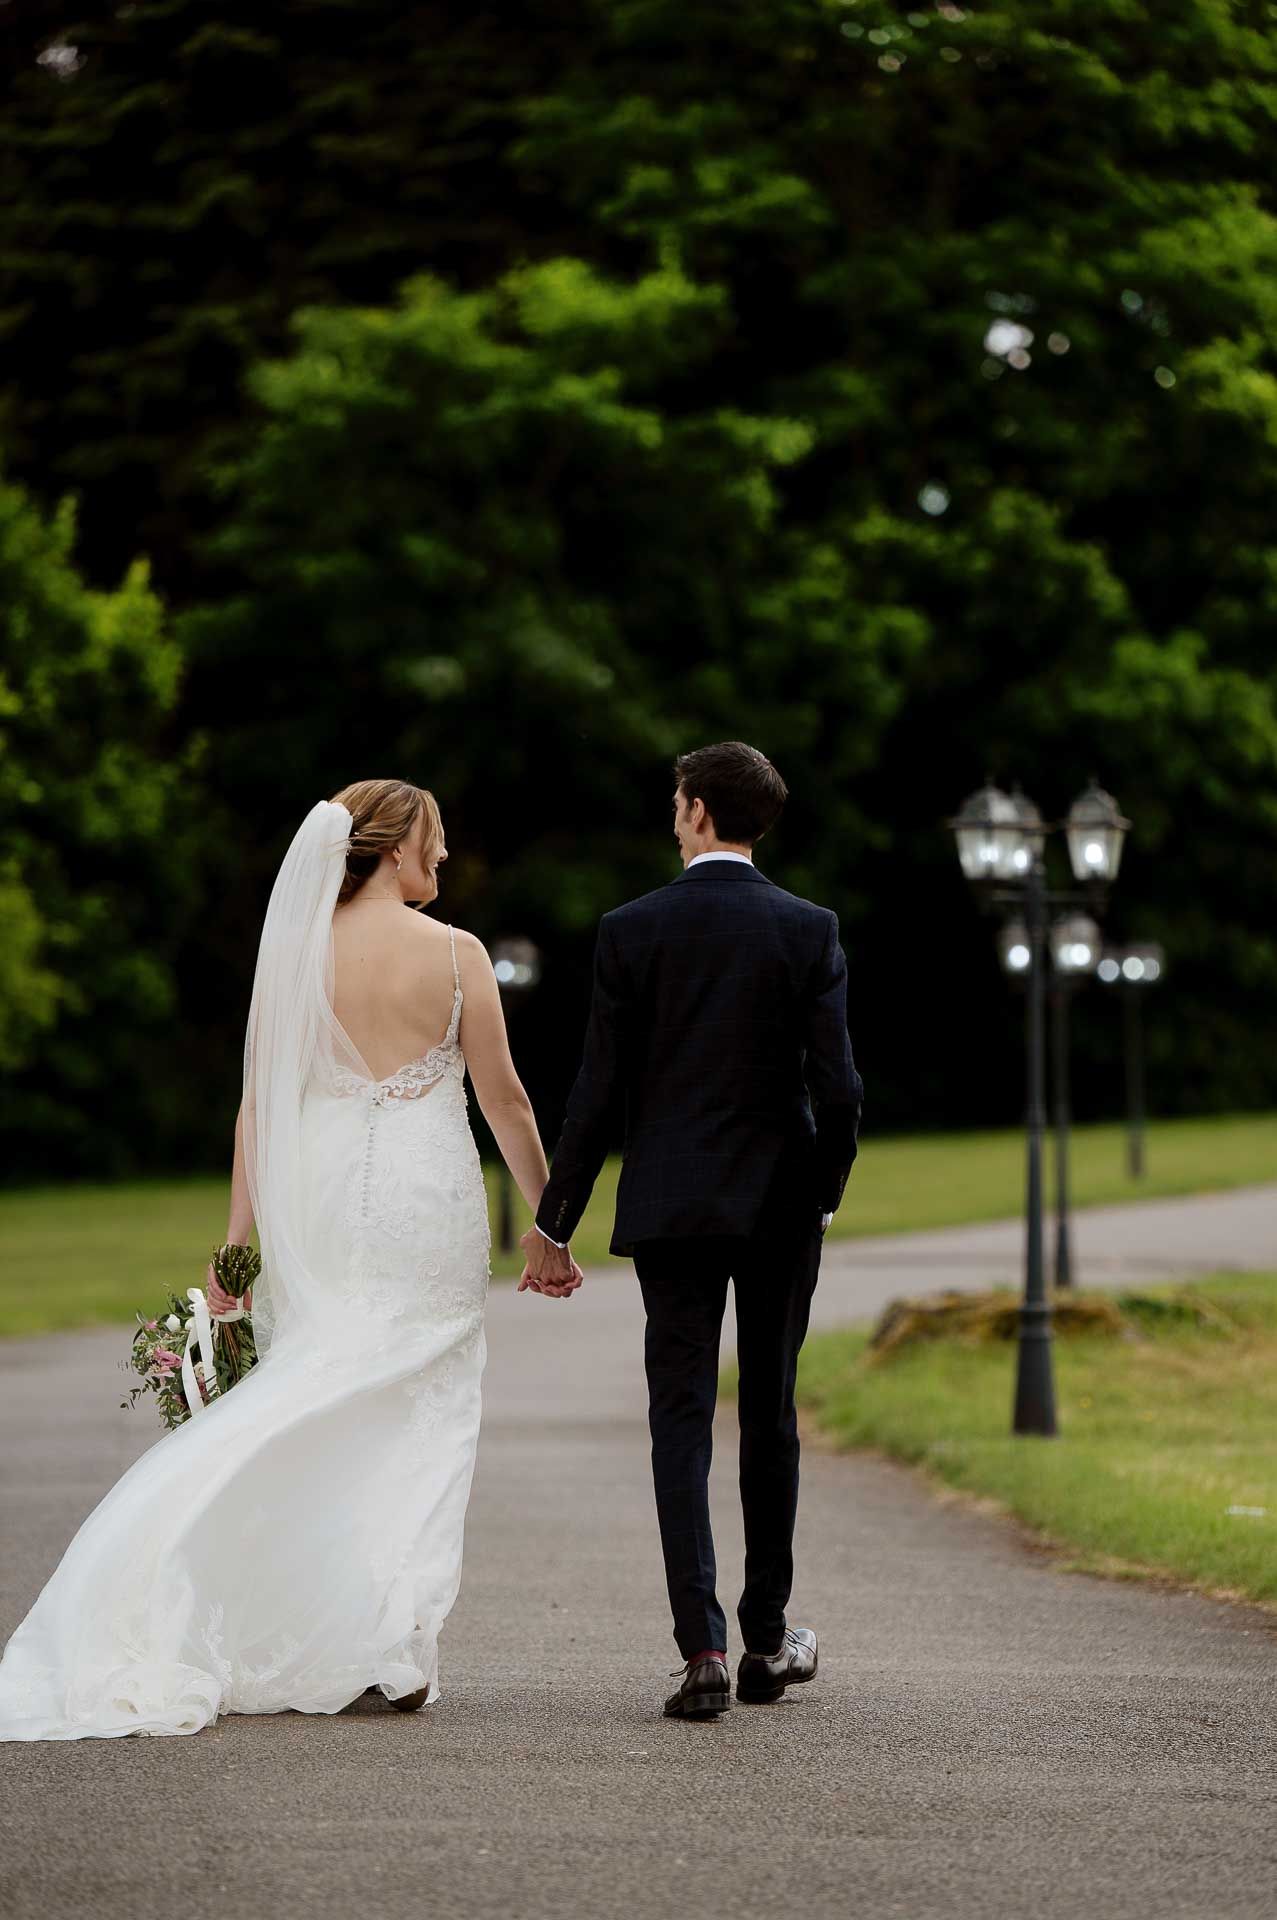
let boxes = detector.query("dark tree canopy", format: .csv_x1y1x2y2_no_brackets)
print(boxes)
2,1,1275,1172
0,471,192,1170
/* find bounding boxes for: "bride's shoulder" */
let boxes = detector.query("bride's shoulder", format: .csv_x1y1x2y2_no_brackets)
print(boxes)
445,928,502,1011
398,911,473,963
447,926,492,973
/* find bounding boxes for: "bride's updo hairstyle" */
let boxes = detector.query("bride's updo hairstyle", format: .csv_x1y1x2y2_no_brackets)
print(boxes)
330,778,443,904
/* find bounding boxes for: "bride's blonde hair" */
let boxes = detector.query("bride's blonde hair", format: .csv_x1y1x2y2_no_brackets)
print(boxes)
330,778,444,904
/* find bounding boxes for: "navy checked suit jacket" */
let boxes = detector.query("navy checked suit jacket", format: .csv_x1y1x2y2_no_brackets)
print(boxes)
534,860,864,1256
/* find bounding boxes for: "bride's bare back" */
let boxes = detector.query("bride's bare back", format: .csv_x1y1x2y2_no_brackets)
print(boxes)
212,783,578,1328
330,904,460,1082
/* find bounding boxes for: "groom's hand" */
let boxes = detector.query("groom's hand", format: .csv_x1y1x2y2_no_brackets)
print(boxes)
518,1226,583,1299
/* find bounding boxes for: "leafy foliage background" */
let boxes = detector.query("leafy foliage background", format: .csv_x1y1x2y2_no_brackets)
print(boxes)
2,1,1275,1173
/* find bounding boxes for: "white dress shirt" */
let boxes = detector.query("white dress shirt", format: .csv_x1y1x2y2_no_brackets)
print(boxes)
535,848,834,1245
687,850,754,868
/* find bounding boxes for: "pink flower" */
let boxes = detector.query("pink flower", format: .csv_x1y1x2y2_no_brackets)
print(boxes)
144,1319,158,1331
153,1348,181,1370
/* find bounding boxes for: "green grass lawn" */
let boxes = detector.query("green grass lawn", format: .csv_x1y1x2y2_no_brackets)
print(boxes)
0,1110,1272,1338
820,1109,1276,1240
797,1271,1277,1611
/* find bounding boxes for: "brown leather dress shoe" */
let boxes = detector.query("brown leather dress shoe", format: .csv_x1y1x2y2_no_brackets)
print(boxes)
663,1654,732,1720
736,1626,818,1704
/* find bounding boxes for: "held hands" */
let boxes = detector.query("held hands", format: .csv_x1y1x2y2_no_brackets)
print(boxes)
517,1225,584,1301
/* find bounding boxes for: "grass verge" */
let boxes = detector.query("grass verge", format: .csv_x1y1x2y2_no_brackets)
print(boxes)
797,1271,1277,1612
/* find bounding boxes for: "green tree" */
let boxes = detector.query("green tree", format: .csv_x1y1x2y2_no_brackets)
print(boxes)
0,474,191,1174
514,0,1277,1120
6,1,1277,1155
0,1,585,597
182,254,915,911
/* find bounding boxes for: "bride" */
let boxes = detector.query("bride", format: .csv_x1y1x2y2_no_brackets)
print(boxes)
0,779,581,1740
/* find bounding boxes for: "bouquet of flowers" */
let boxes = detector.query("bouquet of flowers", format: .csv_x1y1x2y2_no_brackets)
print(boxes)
122,1244,262,1431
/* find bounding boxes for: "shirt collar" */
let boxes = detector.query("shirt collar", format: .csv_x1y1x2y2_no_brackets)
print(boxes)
687,851,754,869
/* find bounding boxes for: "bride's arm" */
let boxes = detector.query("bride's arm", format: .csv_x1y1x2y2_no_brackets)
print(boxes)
206,1105,256,1318
454,932,554,1216
225,1104,255,1246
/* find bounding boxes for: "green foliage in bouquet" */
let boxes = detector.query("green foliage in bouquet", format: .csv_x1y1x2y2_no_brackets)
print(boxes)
207,1241,262,1385
211,1242,261,1297
122,1290,208,1431
120,1245,261,1431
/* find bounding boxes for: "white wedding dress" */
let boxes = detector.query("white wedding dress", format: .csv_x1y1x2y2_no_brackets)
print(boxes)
0,803,491,1739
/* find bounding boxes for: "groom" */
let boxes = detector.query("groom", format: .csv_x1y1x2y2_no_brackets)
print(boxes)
521,741,864,1719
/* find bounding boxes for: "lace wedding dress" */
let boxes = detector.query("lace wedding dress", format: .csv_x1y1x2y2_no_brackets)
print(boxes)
0,803,491,1740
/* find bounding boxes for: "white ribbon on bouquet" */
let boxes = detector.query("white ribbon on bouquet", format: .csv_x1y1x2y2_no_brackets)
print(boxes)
180,1284,246,1419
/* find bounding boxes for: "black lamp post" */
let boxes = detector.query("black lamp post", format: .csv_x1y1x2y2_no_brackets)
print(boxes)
1097,943,1165,1178
949,780,1128,1436
1046,914,1101,1289
491,936,542,1253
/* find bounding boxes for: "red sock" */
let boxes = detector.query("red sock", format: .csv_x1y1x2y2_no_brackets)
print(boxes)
689,1648,727,1666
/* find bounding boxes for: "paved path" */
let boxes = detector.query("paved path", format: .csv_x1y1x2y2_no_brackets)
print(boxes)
2,1188,1275,1920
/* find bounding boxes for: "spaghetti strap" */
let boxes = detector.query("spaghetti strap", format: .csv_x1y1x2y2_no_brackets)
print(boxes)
443,924,463,1048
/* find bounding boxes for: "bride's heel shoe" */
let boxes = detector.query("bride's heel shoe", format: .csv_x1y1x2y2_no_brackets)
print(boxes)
359,1682,429,1710
389,1684,430,1712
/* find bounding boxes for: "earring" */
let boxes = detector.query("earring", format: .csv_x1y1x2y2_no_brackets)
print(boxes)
394,854,402,873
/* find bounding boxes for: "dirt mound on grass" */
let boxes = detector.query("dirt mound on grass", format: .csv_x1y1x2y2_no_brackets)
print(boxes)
867,1286,1235,1358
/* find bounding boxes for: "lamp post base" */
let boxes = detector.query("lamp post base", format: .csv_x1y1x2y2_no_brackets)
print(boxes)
1013,1301,1058,1436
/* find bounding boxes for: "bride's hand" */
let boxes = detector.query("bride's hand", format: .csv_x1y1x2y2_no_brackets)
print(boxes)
555,1256,585,1298
205,1262,248,1318
517,1229,584,1300
521,1259,584,1299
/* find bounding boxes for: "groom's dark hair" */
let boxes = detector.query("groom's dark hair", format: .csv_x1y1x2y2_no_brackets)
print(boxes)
674,741,788,846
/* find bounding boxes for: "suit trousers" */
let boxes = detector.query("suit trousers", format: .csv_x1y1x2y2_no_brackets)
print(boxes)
632,1172,823,1660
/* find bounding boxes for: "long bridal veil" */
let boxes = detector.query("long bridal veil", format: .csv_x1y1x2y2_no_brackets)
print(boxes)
243,798,353,1355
